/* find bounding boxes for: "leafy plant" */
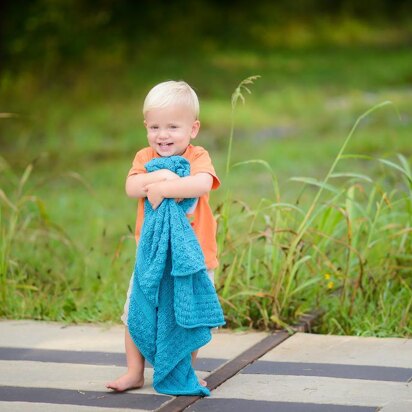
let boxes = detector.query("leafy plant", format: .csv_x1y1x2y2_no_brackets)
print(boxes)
216,79,411,336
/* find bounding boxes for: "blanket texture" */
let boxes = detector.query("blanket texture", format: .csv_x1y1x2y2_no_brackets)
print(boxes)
128,156,225,396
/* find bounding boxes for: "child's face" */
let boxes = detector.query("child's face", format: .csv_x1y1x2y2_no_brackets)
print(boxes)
144,105,200,157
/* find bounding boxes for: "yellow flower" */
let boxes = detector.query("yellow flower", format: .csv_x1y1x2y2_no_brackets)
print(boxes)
324,273,331,280
327,281,334,289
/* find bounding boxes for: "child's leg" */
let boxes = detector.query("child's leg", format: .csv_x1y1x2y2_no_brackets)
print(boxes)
191,349,199,364
191,349,207,387
106,327,145,391
190,270,215,387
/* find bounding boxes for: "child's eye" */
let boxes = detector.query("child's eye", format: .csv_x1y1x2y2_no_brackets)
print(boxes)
170,125,178,129
150,126,159,130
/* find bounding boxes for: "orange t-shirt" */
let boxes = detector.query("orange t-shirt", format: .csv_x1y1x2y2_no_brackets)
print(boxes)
127,144,220,270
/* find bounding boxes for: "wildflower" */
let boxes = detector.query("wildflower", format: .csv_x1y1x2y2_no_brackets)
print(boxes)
324,273,331,280
327,281,334,289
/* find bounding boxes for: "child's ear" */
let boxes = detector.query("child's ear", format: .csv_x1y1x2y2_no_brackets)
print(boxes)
143,120,147,128
191,120,200,139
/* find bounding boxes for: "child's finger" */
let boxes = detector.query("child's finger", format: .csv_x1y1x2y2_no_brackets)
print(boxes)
152,200,162,210
143,184,153,191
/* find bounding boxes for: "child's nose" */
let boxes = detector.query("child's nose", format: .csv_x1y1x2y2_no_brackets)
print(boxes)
158,128,168,138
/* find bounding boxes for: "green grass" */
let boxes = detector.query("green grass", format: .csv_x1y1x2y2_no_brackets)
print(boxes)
1,45,411,336
215,81,411,335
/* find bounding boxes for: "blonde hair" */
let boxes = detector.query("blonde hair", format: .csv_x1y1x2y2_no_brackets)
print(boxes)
143,80,199,119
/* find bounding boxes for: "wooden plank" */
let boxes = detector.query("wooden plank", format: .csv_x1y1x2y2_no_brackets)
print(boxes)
291,309,324,333
157,310,322,412
156,331,289,412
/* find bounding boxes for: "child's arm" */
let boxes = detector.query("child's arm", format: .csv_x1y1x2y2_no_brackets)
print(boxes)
144,173,213,209
125,169,180,198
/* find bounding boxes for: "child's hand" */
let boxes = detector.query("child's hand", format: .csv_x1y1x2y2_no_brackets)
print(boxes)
161,169,180,181
144,183,164,210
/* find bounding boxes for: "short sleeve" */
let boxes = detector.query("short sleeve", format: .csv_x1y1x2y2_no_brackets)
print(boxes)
190,147,220,190
127,148,152,177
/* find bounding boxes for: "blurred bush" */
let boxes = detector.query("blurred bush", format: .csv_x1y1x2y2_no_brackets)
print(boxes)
1,0,412,74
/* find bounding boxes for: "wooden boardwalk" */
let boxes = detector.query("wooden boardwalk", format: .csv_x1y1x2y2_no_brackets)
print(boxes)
0,321,411,411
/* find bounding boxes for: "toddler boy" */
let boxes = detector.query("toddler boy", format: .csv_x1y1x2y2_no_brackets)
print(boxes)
106,80,221,392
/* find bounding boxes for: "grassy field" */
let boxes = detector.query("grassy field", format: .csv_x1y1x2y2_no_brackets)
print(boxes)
1,45,411,336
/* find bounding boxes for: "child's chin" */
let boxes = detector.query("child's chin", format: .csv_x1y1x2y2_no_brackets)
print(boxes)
158,145,174,154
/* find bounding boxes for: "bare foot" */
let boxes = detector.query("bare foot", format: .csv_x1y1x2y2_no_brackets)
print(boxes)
198,377,207,387
106,371,144,392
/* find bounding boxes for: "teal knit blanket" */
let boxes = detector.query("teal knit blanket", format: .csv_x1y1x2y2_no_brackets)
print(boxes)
128,156,225,396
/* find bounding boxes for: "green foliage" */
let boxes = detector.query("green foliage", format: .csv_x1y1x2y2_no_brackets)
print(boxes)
0,155,134,322
0,42,411,336
216,81,411,336
3,0,412,74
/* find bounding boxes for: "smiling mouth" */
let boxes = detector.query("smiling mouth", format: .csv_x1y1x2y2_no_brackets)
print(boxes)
159,143,173,147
